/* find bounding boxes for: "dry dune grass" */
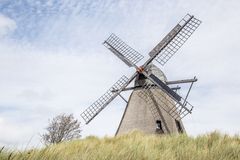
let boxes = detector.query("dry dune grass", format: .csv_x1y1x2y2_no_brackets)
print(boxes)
1,131,240,160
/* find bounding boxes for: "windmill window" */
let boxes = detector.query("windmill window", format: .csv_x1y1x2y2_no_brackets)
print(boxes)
156,120,164,133
175,120,183,133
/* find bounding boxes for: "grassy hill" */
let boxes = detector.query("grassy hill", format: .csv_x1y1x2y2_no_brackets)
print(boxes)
1,131,240,160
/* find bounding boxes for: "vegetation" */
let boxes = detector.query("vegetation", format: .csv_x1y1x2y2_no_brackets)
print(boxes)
1,131,240,160
41,114,81,145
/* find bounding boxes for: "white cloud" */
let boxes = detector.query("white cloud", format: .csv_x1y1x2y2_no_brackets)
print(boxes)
0,42,132,148
0,14,16,37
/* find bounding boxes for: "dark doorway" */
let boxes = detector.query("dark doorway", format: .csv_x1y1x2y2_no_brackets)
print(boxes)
156,120,164,133
175,120,183,133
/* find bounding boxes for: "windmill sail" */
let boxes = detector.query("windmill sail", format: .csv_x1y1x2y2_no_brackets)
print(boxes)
138,81,193,120
103,34,144,67
81,75,129,124
141,72,193,117
149,14,201,66
149,74,181,101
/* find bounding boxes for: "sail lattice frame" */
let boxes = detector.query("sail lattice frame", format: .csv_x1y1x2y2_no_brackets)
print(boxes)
103,34,144,67
81,76,129,124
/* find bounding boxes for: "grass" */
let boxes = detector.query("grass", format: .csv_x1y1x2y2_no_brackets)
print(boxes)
0,131,240,160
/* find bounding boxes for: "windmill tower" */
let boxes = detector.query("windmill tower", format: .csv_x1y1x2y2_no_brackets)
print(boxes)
115,63,198,135
81,14,201,135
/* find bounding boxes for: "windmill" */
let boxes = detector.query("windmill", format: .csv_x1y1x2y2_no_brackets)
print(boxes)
81,14,201,135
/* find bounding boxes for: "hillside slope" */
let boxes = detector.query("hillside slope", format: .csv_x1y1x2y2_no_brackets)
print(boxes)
1,131,240,160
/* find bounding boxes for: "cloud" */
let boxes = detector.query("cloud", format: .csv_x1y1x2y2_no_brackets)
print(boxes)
0,42,132,148
0,14,16,37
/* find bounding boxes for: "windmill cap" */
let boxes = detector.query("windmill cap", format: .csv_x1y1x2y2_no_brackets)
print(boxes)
134,63,167,87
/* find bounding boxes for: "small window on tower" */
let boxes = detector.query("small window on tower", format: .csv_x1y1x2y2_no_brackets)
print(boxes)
175,120,183,133
156,120,164,133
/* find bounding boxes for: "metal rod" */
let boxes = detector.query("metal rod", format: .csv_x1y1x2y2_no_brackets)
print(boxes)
118,93,128,103
166,78,197,85
171,86,181,91
112,85,145,92
183,76,196,106
112,86,140,92
112,85,181,92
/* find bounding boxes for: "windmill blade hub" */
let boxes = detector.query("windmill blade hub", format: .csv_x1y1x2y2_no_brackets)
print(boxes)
135,64,167,87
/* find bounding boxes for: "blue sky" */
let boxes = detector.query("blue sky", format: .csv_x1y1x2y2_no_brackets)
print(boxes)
0,0,240,148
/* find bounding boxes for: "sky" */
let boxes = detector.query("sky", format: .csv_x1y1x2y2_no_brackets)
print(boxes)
0,0,240,149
